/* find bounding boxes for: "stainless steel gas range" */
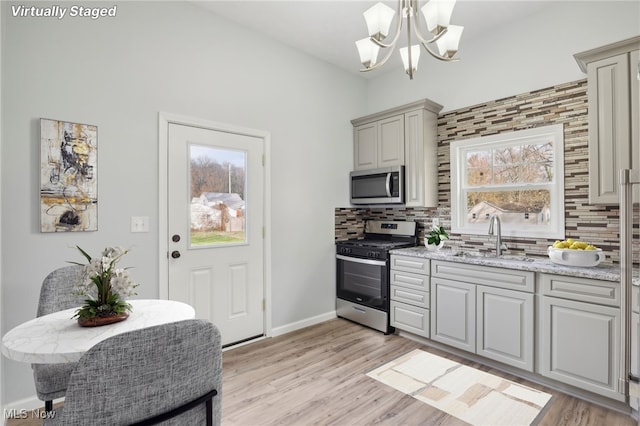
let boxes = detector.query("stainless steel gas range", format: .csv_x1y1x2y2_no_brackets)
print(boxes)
335,220,417,334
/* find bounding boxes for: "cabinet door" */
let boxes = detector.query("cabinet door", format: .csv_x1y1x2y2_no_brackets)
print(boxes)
431,278,475,352
378,115,404,168
354,122,378,170
390,300,429,337
587,52,631,204
539,296,622,401
477,286,534,371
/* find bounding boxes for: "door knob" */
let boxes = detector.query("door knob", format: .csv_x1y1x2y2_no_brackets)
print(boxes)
172,234,181,242
171,250,181,259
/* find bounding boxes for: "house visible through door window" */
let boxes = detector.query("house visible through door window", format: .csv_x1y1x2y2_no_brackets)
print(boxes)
189,144,247,246
450,124,565,239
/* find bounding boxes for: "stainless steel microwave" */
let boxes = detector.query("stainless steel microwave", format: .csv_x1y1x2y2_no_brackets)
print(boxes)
350,166,404,205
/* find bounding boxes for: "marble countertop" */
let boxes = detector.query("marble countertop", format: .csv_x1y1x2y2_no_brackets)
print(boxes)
1,299,195,364
390,246,635,284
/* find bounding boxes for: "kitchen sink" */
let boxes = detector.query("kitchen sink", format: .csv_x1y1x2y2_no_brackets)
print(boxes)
452,252,537,262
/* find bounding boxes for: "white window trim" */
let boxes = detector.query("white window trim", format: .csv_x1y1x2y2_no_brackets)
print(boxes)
450,124,565,239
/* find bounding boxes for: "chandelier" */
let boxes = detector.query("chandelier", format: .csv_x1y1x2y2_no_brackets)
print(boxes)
355,0,464,79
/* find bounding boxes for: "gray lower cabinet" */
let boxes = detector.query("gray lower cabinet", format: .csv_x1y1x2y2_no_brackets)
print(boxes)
539,273,623,401
390,255,430,337
430,277,475,352
430,260,535,371
477,285,534,371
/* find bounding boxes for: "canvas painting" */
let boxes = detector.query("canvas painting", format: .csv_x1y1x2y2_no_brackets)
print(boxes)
40,118,98,232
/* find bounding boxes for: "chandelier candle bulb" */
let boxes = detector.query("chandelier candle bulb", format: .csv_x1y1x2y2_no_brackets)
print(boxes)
436,24,464,57
363,2,395,41
400,44,421,74
422,0,457,34
356,38,380,68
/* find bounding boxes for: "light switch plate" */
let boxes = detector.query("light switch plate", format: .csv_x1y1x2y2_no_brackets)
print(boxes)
131,216,149,233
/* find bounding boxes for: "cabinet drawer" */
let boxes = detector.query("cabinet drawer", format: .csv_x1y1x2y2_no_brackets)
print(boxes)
431,260,534,292
391,255,430,275
390,270,429,291
390,285,429,308
539,273,620,307
390,301,429,338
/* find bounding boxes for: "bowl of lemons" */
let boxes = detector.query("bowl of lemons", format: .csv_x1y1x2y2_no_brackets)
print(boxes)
547,239,605,267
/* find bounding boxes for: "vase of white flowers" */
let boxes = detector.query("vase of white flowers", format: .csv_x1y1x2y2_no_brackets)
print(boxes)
71,246,138,327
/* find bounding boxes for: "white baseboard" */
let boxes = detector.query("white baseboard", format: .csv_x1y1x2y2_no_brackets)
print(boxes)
271,310,336,337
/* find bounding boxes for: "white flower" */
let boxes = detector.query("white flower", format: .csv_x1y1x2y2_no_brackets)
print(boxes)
102,246,126,261
110,269,138,297
72,245,138,301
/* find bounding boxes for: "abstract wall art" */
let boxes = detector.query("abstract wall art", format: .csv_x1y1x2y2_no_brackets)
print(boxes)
40,118,98,232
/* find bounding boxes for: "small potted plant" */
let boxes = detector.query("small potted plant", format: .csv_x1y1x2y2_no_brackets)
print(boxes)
71,246,139,327
426,225,449,250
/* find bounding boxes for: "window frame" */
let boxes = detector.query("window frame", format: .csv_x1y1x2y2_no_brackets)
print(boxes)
450,124,565,239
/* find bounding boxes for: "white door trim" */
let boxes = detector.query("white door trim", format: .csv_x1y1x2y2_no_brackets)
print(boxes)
158,112,272,338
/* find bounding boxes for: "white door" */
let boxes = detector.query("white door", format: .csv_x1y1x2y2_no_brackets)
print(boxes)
167,122,265,346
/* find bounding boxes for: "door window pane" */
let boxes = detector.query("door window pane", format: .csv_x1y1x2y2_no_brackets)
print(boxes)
189,144,246,246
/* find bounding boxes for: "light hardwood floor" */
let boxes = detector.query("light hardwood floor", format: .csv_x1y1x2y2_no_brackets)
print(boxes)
7,318,637,425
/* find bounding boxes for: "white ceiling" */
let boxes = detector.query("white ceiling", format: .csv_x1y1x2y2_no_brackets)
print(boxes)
192,0,549,78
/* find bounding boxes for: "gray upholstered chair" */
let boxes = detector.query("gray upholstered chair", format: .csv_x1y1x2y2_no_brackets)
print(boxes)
44,319,222,426
32,265,86,413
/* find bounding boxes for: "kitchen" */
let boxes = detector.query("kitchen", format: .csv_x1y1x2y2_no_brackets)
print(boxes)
335,34,639,407
1,0,639,422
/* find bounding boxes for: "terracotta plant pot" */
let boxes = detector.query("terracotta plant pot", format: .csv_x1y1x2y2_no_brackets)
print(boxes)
78,312,129,327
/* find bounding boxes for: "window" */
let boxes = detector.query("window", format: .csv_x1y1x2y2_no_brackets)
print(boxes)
450,124,564,239
189,144,247,246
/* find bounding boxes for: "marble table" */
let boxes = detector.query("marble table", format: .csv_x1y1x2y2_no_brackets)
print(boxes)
1,299,195,364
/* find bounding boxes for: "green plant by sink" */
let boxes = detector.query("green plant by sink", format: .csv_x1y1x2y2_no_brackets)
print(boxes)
427,226,449,247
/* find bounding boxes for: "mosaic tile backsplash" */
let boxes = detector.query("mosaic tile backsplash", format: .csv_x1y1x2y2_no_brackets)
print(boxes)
336,79,637,265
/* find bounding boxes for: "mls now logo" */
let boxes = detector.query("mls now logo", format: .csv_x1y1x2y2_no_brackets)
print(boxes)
4,408,56,420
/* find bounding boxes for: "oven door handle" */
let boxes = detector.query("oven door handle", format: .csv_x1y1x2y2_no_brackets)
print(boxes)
336,254,386,267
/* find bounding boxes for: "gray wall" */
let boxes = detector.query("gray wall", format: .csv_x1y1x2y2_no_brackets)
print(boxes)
1,1,364,405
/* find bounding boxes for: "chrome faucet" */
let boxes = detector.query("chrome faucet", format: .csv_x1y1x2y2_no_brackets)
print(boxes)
488,214,508,256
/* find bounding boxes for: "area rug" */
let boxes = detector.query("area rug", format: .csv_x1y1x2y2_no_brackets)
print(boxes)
367,349,552,426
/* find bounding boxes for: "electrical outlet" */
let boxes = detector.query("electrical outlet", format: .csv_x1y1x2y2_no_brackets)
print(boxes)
131,216,149,233
432,218,440,228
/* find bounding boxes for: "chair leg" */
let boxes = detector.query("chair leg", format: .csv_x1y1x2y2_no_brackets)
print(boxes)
45,400,53,413
206,399,212,426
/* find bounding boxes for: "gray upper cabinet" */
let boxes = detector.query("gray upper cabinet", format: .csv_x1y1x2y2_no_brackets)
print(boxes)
351,99,443,207
574,36,640,204
353,115,404,170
